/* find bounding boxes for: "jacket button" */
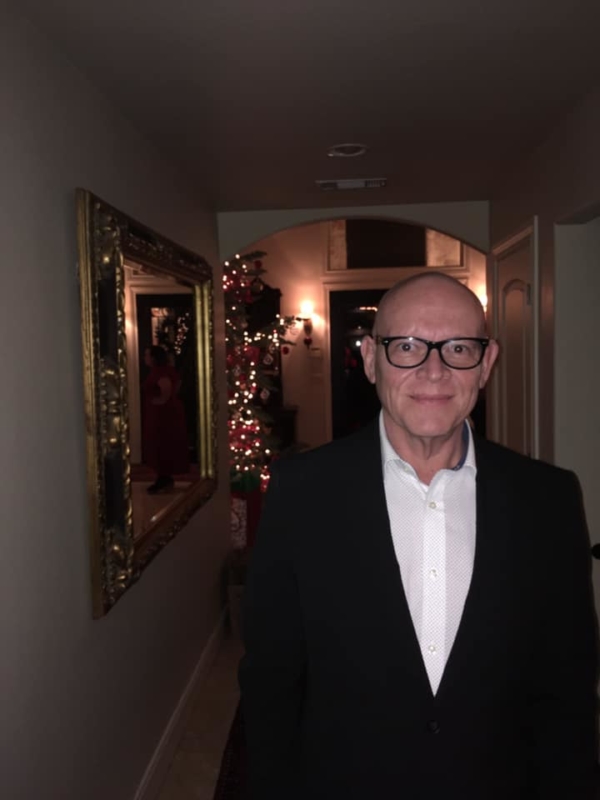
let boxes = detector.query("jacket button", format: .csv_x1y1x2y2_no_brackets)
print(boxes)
427,719,440,734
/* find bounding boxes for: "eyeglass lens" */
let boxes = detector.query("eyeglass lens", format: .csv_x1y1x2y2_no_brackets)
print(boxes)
386,338,484,368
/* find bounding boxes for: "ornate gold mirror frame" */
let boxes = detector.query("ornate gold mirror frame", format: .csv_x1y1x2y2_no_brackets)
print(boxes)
77,189,217,617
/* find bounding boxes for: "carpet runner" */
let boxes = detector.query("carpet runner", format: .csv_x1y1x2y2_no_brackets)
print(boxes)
213,705,246,799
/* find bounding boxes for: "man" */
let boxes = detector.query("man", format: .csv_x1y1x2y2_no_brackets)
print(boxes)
239,272,598,799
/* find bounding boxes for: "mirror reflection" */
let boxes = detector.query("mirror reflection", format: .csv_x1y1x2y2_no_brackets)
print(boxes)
124,263,201,541
77,188,216,616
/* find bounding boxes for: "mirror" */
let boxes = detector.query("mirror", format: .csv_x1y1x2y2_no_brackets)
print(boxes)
77,189,217,617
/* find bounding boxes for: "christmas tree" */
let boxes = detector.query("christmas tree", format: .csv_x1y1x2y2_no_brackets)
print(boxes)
224,252,296,491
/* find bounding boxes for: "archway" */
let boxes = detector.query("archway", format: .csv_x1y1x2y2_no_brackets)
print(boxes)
220,211,489,449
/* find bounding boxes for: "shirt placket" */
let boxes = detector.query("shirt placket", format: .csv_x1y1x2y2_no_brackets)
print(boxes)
421,477,446,694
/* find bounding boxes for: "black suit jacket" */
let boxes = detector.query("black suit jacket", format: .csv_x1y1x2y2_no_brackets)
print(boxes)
239,422,599,799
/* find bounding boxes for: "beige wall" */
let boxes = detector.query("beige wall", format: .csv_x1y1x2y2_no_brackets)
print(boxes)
239,221,486,449
490,86,600,463
0,10,229,800
554,218,600,543
218,201,490,262
246,223,330,448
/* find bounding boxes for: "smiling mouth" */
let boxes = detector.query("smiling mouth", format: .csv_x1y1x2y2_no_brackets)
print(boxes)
411,395,452,403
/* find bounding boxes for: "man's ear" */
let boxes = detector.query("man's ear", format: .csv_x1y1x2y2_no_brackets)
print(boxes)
361,335,377,385
479,339,500,389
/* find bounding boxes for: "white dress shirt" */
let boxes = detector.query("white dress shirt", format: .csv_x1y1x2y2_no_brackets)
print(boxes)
380,413,477,695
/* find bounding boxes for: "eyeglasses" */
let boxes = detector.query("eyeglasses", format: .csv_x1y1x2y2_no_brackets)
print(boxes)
374,335,490,370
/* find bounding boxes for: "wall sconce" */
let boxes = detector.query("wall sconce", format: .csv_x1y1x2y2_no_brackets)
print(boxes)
298,300,314,348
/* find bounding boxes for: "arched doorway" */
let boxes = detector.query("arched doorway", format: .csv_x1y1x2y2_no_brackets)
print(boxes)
221,213,489,449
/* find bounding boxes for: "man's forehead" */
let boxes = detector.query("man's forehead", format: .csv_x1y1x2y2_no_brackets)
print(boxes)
377,282,484,331
382,289,469,316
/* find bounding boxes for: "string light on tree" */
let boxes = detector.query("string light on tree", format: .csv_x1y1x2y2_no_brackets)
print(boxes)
224,251,296,489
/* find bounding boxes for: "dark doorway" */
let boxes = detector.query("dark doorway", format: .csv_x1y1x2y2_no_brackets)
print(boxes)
330,288,387,439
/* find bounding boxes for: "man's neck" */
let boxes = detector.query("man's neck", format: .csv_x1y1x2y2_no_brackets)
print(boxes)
384,418,468,485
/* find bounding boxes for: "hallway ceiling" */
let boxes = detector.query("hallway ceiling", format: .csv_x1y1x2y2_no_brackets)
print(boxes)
17,0,600,211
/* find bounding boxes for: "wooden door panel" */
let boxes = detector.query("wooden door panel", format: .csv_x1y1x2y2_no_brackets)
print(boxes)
488,220,538,458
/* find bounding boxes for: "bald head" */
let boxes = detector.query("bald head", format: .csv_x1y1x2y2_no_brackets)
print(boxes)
361,269,498,457
373,272,486,338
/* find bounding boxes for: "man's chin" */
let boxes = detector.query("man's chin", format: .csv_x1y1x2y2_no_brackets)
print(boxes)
403,416,462,441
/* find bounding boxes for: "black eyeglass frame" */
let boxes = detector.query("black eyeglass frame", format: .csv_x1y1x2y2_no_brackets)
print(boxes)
373,335,490,370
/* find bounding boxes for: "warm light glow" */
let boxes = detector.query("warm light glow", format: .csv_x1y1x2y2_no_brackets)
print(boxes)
471,282,488,315
300,300,314,318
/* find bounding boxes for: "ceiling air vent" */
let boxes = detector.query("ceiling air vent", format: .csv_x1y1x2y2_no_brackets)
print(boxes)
327,143,368,158
316,178,387,191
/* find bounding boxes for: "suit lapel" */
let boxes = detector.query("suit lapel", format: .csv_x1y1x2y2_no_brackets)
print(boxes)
436,436,514,699
340,421,432,696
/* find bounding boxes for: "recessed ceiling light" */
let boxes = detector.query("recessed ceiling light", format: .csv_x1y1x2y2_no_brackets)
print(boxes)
327,143,368,158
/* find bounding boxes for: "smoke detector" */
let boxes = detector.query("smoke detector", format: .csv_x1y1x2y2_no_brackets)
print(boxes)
327,143,368,158
316,177,387,191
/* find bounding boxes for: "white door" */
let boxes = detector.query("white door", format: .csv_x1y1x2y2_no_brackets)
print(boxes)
487,219,539,458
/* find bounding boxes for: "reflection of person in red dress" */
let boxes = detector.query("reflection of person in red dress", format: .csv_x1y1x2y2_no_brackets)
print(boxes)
142,345,190,494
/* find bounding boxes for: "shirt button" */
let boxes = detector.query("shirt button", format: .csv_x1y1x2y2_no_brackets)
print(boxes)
428,644,437,654
429,569,438,580
427,719,441,734
428,501,437,509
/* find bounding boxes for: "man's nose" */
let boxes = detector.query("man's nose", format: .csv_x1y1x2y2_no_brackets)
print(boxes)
417,347,446,379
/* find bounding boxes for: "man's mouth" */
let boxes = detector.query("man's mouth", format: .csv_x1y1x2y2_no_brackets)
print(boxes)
410,394,452,403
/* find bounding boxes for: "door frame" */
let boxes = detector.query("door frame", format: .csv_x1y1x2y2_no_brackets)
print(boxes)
487,217,540,458
124,262,194,462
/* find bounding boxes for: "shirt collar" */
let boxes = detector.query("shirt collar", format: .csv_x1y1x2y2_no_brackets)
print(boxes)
379,412,477,475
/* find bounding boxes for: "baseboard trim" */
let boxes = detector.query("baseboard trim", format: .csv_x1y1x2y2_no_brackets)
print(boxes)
133,608,227,800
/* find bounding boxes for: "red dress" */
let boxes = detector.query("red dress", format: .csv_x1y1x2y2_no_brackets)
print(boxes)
142,364,190,476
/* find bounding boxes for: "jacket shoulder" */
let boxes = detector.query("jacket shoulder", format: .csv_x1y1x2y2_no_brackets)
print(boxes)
474,435,578,485
270,422,379,479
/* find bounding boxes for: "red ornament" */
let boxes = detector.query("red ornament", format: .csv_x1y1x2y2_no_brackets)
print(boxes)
282,346,290,355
